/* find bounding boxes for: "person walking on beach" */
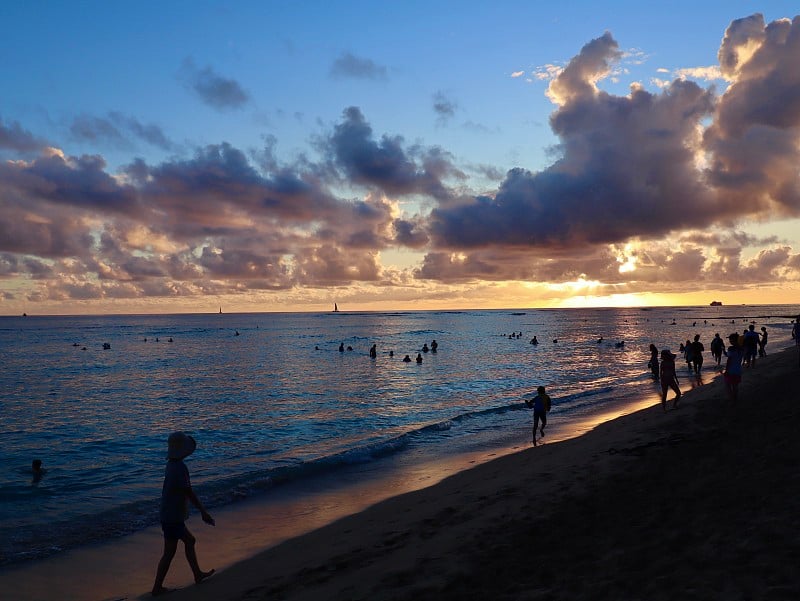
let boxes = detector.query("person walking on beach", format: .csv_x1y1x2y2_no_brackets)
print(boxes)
690,334,704,374
152,432,215,597
525,385,551,446
758,327,768,357
794,317,800,367
659,349,681,411
724,333,744,402
743,325,759,367
710,333,726,366
648,344,659,380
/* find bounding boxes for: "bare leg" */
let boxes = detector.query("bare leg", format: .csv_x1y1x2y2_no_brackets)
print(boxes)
152,538,179,596
180,528,215,583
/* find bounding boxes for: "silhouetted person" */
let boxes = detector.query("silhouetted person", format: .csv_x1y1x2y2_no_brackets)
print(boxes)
422,343,429,353
32,459,45,483
758,327,768,357
402,355,411,362
430,340,438,352
690,334,704,374
724,333,744,402
743,325,759,367
525,386,551,446
648,344,659,380
152,432,215,597
339,343,344,352
710,333,726,366
660,349,681,411
369,344,377,358
416,353,423,363
530,336,538,345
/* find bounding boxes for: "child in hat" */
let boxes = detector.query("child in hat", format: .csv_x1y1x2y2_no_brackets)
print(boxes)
152,432,215,596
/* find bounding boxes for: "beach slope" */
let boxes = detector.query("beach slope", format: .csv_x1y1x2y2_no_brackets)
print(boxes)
168,347,800,600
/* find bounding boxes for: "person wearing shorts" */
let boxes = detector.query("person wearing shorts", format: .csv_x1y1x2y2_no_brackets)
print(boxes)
724,334,744,402
152,432,216,597
659,349,681,411
526,386,551,446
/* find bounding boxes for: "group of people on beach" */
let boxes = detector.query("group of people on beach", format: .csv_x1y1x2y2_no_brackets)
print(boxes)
650,321,779,412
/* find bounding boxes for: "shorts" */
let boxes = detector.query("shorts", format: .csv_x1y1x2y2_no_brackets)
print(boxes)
724,373,741,385
161,521,188,540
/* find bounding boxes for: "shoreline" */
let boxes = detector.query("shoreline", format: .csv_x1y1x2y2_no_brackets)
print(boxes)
158,346,800,600
3,346,797,600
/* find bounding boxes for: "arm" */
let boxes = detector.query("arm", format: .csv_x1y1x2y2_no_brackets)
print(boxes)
186,487,215,525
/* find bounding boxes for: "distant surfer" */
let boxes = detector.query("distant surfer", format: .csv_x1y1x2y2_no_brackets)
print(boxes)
32,459,45,483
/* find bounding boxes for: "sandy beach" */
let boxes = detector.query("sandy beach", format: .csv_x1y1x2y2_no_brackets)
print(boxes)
145,345,799,601
4,345,798,600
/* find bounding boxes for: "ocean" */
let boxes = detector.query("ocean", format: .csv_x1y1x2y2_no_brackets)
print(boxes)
1,305,797,567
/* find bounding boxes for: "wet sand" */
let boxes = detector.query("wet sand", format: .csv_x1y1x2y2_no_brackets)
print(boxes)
155,346,800,600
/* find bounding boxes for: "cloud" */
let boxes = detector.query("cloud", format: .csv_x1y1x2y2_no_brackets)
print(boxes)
432,91,457,125
0,116,46,152
330,52,388,80
179,59,249,110
705,14,800,215
3,14,800,307
323,106,459,200
429,32,717,251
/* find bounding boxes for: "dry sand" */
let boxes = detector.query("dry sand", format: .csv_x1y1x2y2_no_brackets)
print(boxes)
156,346,800,601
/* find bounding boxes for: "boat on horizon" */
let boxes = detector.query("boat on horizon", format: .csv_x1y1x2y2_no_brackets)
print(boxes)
710,301,723,306
333,303,340,312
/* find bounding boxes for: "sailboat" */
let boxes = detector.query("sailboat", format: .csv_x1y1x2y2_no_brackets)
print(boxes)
333,303,339,312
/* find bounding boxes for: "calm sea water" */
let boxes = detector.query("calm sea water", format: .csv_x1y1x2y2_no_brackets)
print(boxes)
1,305,796,565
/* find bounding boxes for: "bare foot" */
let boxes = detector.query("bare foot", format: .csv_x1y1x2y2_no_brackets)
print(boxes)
195,569,215,584
152,587,174,597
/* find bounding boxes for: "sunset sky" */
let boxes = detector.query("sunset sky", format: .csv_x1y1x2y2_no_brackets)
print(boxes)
2,1,799,315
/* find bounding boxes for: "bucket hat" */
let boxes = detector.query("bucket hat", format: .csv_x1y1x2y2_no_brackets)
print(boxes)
167,431,196,460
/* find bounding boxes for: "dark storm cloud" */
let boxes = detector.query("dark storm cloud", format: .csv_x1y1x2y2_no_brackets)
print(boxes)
324,106,457,200
179,59,249,110
330,52,388,80
0,116,46,152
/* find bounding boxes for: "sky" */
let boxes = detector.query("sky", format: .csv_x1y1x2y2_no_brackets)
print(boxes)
1,1,800,315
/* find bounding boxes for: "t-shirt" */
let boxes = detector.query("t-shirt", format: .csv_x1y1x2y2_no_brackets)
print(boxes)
725,346,744,376
160,459,190,524
531,393,550,413
743,330,759,349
